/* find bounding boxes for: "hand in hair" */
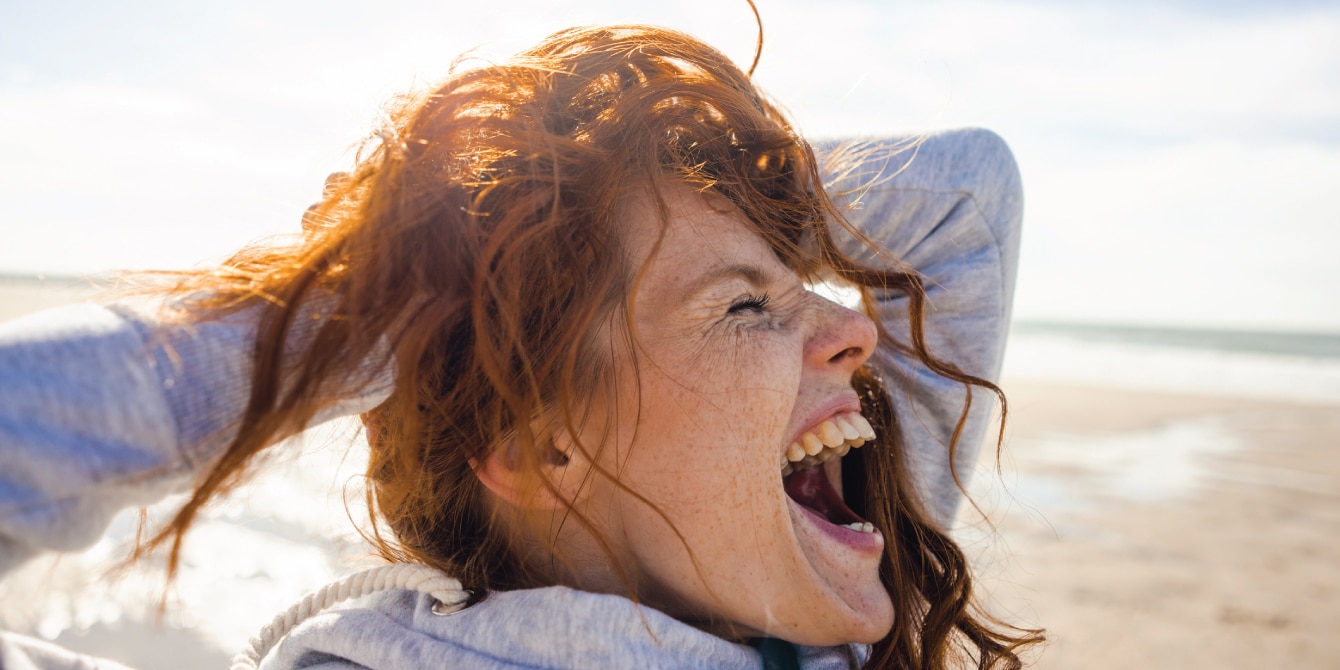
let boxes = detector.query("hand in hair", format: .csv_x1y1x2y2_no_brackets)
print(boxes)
301,172,351,239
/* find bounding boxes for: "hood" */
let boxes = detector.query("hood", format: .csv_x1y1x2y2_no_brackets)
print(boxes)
260,584,867,669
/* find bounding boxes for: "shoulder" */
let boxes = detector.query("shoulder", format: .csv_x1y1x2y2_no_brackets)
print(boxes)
265,585,759,669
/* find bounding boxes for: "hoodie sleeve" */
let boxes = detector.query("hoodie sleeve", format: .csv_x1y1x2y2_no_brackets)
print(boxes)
0,631,135,670
0,298,394,576
818,128,1023,527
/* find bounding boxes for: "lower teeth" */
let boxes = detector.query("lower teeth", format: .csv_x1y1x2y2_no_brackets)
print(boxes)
841,522,875,533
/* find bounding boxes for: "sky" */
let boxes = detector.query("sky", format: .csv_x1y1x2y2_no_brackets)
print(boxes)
1,0,1337,332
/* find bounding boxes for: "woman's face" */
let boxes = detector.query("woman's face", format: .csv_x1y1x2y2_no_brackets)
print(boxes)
567,182,894,645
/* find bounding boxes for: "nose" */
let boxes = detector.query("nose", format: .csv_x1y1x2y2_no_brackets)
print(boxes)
803,293,878,375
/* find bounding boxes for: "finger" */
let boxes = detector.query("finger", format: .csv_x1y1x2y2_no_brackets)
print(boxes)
323,171,350,198
304,172,351,237
301,203,324,237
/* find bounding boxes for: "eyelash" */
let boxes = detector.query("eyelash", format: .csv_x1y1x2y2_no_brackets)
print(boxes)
728,293,771,315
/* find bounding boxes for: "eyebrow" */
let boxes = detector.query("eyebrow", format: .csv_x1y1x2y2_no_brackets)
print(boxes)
678,263,771,302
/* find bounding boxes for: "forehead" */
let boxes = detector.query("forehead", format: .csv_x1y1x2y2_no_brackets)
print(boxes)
616,182,781,295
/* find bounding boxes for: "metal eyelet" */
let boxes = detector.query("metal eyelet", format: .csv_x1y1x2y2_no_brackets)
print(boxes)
431,590,473,616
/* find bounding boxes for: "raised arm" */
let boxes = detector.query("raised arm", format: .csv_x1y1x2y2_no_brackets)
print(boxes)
818,128,1023,527
0,298,394,575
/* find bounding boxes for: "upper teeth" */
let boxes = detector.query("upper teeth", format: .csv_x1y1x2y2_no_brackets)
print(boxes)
780,411,876,475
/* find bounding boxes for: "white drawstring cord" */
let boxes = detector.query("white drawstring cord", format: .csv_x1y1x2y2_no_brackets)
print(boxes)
229,563,470,670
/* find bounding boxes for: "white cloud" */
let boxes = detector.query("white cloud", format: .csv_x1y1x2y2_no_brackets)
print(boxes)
1015,139,1340,330
753,0,1340,142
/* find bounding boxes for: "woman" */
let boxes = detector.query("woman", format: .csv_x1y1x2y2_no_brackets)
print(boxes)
0,24,1039,669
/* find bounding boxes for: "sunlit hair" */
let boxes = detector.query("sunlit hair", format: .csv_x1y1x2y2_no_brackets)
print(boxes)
140,24,1041,669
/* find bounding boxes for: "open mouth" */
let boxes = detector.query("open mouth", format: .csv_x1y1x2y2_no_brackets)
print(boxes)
781,411,876,534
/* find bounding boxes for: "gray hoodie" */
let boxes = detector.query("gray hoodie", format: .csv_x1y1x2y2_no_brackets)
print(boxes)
0,128,1021,669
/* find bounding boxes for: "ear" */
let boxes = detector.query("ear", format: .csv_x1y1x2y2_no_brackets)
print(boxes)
471,435,585,511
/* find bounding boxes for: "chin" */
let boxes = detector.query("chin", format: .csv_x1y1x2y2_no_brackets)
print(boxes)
839,593,896,645
693,586,893,648
774,582,894,647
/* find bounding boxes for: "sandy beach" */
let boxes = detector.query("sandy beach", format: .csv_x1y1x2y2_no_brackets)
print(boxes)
965,381,1340,668
2,282,1337,668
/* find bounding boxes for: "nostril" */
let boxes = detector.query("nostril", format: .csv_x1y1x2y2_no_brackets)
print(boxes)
828,346,863,364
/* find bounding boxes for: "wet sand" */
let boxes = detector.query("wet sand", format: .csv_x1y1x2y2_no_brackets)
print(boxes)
965,381,1340,668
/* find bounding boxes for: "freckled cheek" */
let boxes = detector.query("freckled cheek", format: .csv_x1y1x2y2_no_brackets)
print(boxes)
704,327,802,385
688,338,805,451
618,329,805,473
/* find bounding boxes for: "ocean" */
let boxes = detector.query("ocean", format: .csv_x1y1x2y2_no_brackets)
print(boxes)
1004,321,1340,405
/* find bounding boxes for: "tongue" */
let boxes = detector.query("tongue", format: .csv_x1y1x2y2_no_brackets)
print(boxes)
783,465,865,526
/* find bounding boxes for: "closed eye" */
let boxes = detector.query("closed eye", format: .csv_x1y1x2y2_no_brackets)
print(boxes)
728,293,771,315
